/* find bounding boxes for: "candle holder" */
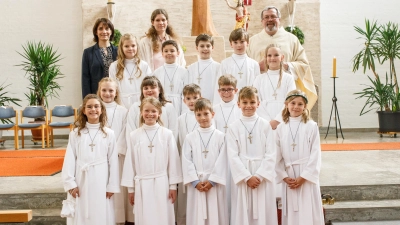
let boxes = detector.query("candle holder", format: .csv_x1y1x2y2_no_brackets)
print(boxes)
325,76,344,139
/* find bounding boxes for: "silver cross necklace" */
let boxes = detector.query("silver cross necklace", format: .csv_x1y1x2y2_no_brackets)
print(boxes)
267,72,279,100
197,61,213,84
88,128,101,152
239,117,259,144
163,65,179,91
125,65,137,84
231,56,247,79
198,129,216,158
289,120,301,151
144,125,161,153
220,105,235,133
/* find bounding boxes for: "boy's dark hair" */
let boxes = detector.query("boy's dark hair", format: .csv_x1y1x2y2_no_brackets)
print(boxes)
162,40,180,52
195,34,214,46
229,28,249,42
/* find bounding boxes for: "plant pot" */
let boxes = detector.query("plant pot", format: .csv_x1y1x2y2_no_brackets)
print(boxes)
28,121,47,142
377,111,400,133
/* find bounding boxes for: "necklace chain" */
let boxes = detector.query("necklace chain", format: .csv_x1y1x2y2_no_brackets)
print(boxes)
288,120,301,151
144,126,161,153
197,61,213,84
220,105,235,132
87,128,101,152
198,129,216,158
106,104,117,128
125,64,138,81
231,56,247,78
267,72,279,99
239,117,259,144
163,65,179,91
185,113,198,134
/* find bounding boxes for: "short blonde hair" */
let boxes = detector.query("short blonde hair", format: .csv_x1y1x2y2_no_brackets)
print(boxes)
97,77,122,105
139,97,164,126
282,89,310,123
218,74,237,88
238,86,259,101
194,98,213,113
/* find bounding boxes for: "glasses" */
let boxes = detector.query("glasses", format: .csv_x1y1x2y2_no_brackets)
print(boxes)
219,88,235,93
263,16,279,21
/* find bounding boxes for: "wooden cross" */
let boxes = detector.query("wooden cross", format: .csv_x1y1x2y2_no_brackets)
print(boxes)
238,71,243,79
148,143,154,153
128,77,134,84
272,92,277,100
89,143,95,152
291,142,297,151
197,76,202,84
202,149,208,158
170,84,174,91
223,125,228,133
248,134,253,144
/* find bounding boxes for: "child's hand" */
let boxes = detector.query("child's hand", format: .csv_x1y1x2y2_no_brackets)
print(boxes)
246,176,261,189
202,181,213,192
128,193,134,206
106,192,114,199
291,177,306,189
259,59,266,72
284,177,295,185
68,187,80,198
195,182,205,192
169,190,177,203
270,120,280,130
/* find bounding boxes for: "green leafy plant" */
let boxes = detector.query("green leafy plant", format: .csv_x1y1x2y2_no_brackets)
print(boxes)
111,29,122,46
16,41,64,109
352,19,400,114
0,82,22,124
285,26,305,45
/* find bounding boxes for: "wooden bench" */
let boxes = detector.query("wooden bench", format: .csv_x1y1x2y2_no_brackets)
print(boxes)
0,210,32,223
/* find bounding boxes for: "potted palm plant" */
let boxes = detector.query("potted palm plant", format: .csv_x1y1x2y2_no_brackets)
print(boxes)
353,19,400,133
16,41,64,141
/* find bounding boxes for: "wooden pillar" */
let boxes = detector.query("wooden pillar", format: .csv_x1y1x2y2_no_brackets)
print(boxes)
192,0,219,36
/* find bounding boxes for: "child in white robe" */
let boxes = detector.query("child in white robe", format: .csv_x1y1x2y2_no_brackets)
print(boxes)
253,44,296,130
214,28,260,105
121,97,182,225
187,34,220,103
125,76,178,142
176,84,202,225
226,86,278,225
109,34,152,108
275,90,324,225
182,98,228,225
153,40,188,115
61,94,120,225
97,78,130,225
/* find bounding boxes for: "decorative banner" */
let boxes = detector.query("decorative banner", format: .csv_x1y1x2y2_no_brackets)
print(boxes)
244,0,252,6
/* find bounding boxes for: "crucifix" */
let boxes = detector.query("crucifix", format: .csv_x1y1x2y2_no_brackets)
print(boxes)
223,125,228,133
272,92,277,100
169,83,174,91
248,134,253,144
89,143,95,152
202,149,209,158
128,77,134,84
291,143,297,151
238,71,243,79
197,76,202,84
148,143,154,153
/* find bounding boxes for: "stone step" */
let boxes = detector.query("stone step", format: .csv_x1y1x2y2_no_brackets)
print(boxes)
0,193,65,210
321,184,400,201
324,199,400,222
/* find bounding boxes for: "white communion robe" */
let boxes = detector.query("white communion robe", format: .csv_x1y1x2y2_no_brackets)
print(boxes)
61,123,120,225
275,117,324,225
213,54,260,105
125,101,178,143
121,123,183,225
109,59,152,109
253,69,296,122
104,102,132,223
226,114,278,225
247,27,318,110
154,63,188,115
187,58,221,102
175,110,199,225
182,126,228,225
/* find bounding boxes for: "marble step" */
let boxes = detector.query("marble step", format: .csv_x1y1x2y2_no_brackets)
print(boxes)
320,184,400,201
0,193,65,210
324,199,400,222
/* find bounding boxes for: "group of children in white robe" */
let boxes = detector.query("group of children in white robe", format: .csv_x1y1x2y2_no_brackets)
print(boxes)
61,27,324,225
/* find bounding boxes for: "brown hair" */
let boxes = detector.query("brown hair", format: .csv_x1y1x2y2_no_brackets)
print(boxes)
97,77,122,105
282,89,310,123
140,76,171,106
74,94,108,136
229,28,249,42
182,84,202,97
218,74,238,88
162,40,179,52
194,98,213,113
195,34,214,46
146,9,180,53
238,86,259,101
115,34,143,81
264,44,283,88
139,97,164,127
92,18,114,43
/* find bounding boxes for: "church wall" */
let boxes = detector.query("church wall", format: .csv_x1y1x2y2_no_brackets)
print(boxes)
320,0,400,129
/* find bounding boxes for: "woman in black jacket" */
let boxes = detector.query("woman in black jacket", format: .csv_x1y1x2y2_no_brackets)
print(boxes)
81,18,117,99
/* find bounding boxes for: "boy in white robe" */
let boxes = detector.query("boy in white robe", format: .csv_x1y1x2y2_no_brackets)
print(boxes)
187,34,221,103
226,86,278,225
121,97,183,225
275,90,324,225
176,84,202,225
214,28,260,105
153,40,188,115
182,98,228,225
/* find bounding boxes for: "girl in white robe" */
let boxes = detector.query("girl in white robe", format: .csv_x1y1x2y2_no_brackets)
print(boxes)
126,76,178,143
153,40,188,115
253,44,296,130
97,78,130,224
226,86,278,225
61,94,120,225
109,34,152,109
182,98,228,225
121,97,183,225
275,90,324,225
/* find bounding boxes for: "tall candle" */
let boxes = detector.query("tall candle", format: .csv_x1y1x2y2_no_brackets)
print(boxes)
108,0,113,3
333,57,336,77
